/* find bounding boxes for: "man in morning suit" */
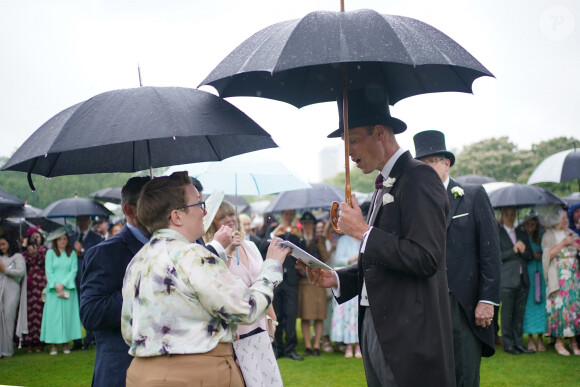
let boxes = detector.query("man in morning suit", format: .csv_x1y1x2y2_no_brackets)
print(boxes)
498,206,534,355
414,130,501,386
304,87,455,386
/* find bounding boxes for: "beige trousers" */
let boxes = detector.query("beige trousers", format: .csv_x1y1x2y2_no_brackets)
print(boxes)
126,343,244,387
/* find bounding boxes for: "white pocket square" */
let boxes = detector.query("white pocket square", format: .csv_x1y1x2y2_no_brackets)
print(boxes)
382,193,394,206
452,212,469,219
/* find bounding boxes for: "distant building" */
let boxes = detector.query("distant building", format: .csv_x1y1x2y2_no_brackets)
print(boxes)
319,144,342,181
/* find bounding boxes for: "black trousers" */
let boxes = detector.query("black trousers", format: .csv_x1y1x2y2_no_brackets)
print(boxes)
273,281,297,355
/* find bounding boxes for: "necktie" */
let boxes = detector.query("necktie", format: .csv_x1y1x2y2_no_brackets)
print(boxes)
375,173,384,190
79,232,84,243
508,228,516,245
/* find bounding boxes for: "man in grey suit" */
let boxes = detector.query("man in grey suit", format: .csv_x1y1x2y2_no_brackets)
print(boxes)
498,206,534,355
414,130,501,386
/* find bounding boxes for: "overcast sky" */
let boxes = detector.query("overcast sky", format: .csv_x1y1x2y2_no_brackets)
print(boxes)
1,0,578,183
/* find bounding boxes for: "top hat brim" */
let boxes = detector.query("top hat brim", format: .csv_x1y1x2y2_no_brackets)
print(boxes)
414,149,455,167
327,116,407,138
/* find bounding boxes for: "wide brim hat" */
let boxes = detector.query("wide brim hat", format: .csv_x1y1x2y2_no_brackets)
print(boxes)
327,87,406,138
46,224,73,242
24,225,42,238
203,191,225,232
413,130,455,167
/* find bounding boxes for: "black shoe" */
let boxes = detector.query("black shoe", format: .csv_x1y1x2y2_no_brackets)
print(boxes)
286,351,304,361
515,345,535,354
304,348,312,356
81,343,92,350
70,343,83,351
504,346,522,355
313,349,321,357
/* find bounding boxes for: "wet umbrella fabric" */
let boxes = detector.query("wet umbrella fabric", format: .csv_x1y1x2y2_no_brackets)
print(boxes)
1,87,277,183
487,184,566,209
561,192,580,206
40,197,113,218
200,8,493,107
89,187,122,204
527,148,580,191
0,188,24,212
264,183,344,213
455,174,497,185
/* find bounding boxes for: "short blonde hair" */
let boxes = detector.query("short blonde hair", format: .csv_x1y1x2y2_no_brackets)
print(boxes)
137,172,192,234
205,200,244,242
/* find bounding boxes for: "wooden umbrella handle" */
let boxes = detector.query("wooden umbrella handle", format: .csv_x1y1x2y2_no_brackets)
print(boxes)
330,63,352,234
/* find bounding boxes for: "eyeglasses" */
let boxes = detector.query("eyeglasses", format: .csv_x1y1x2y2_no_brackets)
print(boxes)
423,156,445,165
177,201,206,212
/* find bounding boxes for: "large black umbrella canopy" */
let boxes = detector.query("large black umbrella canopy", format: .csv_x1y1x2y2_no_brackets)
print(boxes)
487,184,566,209
0,188,25,211
527,148,580,192
265,183,344,213
455,174,497,185
561,192,580,206
40,197,113,218
200,8,493,107
89,187,122,204
1,87,277,184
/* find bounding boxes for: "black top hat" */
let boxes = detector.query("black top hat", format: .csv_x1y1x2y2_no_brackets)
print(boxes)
300,211,316,223
327,87,406,138
413,130,455,167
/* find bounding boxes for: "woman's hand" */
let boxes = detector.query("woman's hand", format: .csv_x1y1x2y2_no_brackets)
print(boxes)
55,283,65,298
265,237,291,263
0,261,5,272
225,231,244,255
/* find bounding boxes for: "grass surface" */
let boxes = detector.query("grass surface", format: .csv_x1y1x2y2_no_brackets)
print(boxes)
1,333,578,386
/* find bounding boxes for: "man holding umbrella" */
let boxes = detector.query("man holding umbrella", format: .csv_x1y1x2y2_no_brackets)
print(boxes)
414,130,501,386
304,88,455,386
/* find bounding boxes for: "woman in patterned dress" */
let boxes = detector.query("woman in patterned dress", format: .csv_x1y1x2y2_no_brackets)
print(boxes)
540,206,580,356
21,226,47,353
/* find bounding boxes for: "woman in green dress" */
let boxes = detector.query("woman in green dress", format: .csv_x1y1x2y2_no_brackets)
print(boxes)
40,227,82,355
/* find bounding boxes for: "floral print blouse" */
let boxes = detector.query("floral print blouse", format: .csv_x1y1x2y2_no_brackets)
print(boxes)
121,228,282,357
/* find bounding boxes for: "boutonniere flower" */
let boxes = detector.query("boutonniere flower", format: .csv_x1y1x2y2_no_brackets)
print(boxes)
384,177,396,188
451,186,464,199
382,193,394,206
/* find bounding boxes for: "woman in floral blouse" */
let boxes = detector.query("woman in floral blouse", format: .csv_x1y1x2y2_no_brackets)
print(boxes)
121,172,290,387
539,206,580,356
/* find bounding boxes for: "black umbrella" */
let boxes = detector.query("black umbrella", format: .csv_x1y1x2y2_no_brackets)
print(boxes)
2,87,277,189
487,184,566,209
527,147,580,192
89,187,122,204
201,7,492,230
455,174,497,185
264,183,344,213
0,188,24,212
201,8,492,107
40,197,113,218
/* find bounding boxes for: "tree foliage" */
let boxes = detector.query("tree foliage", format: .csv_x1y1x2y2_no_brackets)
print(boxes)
324,136,580,197
0,156,167,209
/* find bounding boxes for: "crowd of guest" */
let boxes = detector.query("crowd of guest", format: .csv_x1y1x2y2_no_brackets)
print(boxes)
1,191,579,370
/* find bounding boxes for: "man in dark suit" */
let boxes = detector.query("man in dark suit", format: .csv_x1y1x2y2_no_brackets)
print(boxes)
414,130,501,386
269,209,305,361
498,206,534,355
305,88,455,386
72,215,104,350
80,177,151,387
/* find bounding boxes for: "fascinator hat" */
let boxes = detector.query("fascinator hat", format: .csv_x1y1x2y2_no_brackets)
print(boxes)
536,205,565,227
203,191,225,232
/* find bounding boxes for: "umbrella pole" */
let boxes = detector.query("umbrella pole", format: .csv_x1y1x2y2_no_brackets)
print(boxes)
235,173,240,265
146,140,154,178
330,64,351,234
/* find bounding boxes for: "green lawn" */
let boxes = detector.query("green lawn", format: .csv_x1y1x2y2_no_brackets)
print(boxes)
1,334,578,386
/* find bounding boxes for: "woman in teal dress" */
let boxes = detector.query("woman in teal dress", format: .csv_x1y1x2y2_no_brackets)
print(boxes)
521,213,547,352
40,227,82,355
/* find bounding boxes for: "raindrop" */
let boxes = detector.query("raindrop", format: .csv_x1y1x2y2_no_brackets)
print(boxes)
44,154,48,158
256,90,262,97
172,136,176,140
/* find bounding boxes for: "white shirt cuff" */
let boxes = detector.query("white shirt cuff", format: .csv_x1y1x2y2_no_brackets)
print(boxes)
479,300,499,307
331,271,341,298
360,226,373,253
208,240,227,262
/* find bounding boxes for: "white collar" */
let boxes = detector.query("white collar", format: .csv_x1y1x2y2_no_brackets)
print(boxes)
380,147,406,178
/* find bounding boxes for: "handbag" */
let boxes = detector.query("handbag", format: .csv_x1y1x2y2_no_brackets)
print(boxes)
233,329,283,387
266,316,278,343
534,270,541,303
